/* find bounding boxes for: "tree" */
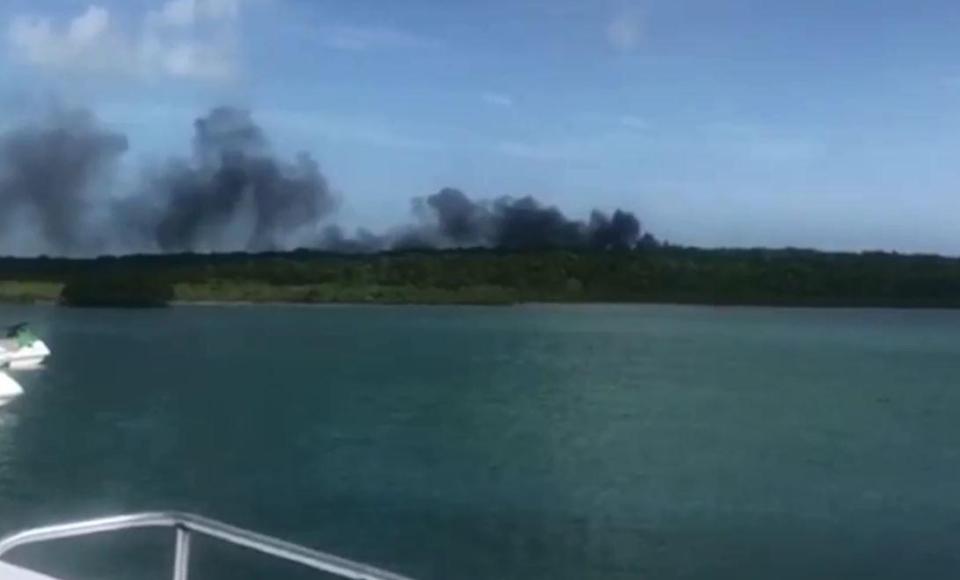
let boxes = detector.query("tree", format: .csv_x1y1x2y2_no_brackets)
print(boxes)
61,273,174,308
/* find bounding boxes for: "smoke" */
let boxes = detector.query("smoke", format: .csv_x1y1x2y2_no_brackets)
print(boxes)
140,107,336,252
319,225,386,254
0,109,127,255
398,188,643,250
0,106,649,256
419,187,489,245
588,209,642,250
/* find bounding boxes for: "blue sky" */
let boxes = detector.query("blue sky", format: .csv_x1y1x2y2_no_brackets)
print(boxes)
3,0,960,253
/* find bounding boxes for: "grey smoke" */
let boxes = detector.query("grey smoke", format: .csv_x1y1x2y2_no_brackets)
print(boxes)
144,107,336,252
0,109,127,254
420,187,489,245
0,106,647,255
401,187,644,251
588,209,642,250
319,225,386,254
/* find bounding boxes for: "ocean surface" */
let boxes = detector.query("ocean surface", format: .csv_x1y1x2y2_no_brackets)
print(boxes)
0,303,958,580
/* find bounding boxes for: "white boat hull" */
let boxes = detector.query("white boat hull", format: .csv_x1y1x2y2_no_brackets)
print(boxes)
4,340,50,370
0,372,24,406
0,561,59,580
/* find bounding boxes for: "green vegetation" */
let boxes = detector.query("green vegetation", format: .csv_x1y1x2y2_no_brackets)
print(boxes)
61,274,174,308
174,281,516,305
0,281,62,303
0,246,959,307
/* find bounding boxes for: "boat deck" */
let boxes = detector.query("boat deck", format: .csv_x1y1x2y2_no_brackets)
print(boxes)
0,512,412,580
0,562,58,580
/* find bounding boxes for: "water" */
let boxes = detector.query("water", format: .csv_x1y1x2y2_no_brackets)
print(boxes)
0,304,958,580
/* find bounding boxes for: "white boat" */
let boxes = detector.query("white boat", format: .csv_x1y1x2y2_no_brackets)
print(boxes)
0,373,23,407
0,324,50,370
0,512,413,580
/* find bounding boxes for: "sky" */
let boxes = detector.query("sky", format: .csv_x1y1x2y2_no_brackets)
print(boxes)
1,0,960,253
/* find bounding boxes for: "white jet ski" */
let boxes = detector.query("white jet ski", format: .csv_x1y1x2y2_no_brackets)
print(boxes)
0,372,23,407
0,324,50,370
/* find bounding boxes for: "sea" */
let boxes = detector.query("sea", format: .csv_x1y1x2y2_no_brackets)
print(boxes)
0,303,957,580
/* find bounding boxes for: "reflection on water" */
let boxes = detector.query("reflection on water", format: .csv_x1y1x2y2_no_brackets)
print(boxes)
0,409,19,496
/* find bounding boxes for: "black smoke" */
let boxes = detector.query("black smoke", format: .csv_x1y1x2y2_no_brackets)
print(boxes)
403,188,644,250
419,187,489,245
0,109,127,254
319,225,386,254
140,107,336,252
588,209,642,250
0,106,649,256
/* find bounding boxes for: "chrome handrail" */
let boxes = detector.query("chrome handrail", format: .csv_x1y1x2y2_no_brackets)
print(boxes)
0,512,414,580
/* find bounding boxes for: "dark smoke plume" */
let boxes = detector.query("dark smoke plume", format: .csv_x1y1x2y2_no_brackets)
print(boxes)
419,187,490,245
141,107,336,252
403,188,643,250
319,225,386,253
0,106,648,256
0,109,127,255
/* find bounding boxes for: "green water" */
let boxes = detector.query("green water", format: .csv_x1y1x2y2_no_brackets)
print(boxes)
0,304,958,579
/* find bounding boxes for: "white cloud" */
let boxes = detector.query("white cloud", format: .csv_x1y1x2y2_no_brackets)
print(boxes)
7,0,242,82
482,92,514,107
606,8,643,51
69,6,110,43
8,6,124,73
149,0,240,28
318,25,432,51
151,0,199,27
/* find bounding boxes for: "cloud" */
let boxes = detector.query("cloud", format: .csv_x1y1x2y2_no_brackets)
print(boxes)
318,25,432,51
6,0,242,81
482,92,514,107
8,6,120,73
606,8,643,51
149,0,241,28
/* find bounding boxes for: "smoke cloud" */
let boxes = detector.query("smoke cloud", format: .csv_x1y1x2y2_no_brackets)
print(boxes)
0,106,649,256
139,107,336,252
0,109,127,254
400,188,643,250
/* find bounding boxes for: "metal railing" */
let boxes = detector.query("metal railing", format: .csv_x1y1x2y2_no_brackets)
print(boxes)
0,512,415,580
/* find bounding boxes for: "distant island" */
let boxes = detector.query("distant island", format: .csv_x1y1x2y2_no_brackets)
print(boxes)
0,245,959,308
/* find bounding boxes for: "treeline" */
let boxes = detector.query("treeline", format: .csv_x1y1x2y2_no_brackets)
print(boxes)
60,275,174,308
2,246,960,307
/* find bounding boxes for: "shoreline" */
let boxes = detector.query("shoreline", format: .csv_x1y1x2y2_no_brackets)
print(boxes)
4,246,960,311
169,300,960,311
2,297,956,313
